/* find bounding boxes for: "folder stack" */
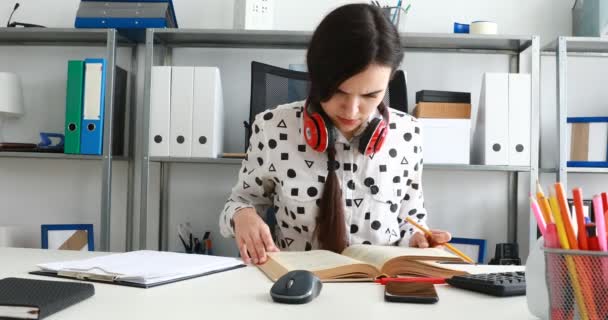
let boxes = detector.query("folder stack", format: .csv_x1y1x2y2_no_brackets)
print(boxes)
149,66,224,159
64,59,128,156
472,73,531,166
567,117,608,168
413,90,472,164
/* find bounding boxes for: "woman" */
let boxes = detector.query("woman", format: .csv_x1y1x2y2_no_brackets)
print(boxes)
219,3,451,265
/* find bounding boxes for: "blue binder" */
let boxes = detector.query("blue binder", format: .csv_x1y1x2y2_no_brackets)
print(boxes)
80,58,106,155
75,0,178,29
566,116,608,168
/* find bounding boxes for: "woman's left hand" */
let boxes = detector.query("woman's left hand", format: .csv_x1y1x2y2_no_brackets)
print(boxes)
409,230,452,248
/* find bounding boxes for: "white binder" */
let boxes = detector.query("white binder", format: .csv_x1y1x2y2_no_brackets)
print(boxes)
508,73,531,166
192,67,224,158
149,66,172,157
169,67,194,158
473,73,509,165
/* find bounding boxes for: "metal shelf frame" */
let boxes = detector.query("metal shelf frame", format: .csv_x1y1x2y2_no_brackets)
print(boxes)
0,28,137,251
139,29,540,253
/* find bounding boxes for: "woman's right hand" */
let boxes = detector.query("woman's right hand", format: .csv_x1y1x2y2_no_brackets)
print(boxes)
233,208,280,265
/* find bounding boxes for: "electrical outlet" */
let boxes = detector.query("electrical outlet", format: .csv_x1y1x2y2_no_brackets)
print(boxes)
234,0,274,30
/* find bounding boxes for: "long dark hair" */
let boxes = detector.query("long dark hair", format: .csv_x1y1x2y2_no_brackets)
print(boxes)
307,3,404,253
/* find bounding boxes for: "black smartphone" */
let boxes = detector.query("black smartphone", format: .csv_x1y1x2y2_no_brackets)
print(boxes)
384,282,439,304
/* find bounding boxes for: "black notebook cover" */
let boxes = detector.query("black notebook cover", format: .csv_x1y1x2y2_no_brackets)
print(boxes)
0,277,94,319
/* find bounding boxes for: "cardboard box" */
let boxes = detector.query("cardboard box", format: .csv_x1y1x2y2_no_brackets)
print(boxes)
413,102,471,119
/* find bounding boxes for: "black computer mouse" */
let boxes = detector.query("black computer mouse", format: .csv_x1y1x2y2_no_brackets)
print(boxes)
270,270,322,304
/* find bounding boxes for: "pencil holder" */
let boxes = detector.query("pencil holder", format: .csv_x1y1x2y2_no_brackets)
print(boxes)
381,6,408,32
543,248,608,320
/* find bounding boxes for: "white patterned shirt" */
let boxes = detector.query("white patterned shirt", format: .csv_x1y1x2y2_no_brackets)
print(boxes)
219,101,428,251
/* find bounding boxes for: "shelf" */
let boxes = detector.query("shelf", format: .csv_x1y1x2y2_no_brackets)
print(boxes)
0,152,127,161
149,156,243,165
567,167,608,174
152,29,533,53
0,28,134,46
543,37,608,54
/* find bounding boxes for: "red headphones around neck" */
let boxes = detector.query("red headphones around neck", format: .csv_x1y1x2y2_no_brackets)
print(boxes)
303,100,390,156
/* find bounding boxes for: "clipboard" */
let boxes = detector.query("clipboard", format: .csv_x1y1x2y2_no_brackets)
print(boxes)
29,264,245,289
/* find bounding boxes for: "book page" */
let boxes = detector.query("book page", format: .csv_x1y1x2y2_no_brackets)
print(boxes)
267,250,364,272
342,245,459,269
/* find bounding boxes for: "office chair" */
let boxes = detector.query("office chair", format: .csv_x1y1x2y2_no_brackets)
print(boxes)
245,61,408,151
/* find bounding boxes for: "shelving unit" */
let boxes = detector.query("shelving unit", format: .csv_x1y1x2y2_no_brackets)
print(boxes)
139,29,540,253
542,37,608,187
0,28,136,251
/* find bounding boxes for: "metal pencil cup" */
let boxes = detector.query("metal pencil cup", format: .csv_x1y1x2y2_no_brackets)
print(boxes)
381,6,407,32
543,248,608,320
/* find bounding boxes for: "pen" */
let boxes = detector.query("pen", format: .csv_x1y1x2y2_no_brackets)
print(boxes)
392,0,402,23
404,217,475,264
375,277,446,285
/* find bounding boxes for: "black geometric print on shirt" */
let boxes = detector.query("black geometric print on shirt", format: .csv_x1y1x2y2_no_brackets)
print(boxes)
353,164,358,172
284,207,289,217
269,139,277,149
230,218,235,230
243,181,250,189
354,198,363,208
369,153,375,160
350,224,359,234
305,241,312,251
287,169,296,178
249,193,258,198
394,112,405,118
408,208,417,216
302,225,309,232
244,154,249,161
343,144,351,151
291,188,299,196
379,165,387,172
254,124,260,134
389,123,397,130
280,239,286,249
279,133,288,140
263,112,273,120
400,230,406,239
403,132,412,142
269,164,276,172
257,157,264,166
386,228,398,241
389,148,397,158
255,177,263,186
414,146,418,154
327,160,340,171
290,211,296,220
344,163,352,171
277,120,287,128
364,177,375,187
403,194,410,201
307,187,318,197
345,199,352,207
238,196,248,202
401,157,408,165
362,241,371,245
293,226,302,233
406,179,412,186
298,144,306,152
347,180,355,190
281,153,289,160
415,126,420,134
371,220,381,230
297,207,305,214
258,142,264,151
318,175,326,183
403,170,408,177
316,199,321,207
414,163,419,171
397,189,402,197
397,217,403,224
412,183,419,190
296,111,302,118
390,202,399,213
242,166,247,173
393,176,401,183
305,160,314,168
365,212,371,220
281,220,290,228
285,238,294,247
416,213,426,220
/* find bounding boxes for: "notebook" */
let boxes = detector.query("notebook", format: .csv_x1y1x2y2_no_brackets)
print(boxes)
258,244,468,282
32,250,245,288
0,277,94,319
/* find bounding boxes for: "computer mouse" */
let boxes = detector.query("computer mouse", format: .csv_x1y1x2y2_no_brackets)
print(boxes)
270,270,322,304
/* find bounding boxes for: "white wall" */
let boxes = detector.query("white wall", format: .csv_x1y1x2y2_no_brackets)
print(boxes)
2,0,607,263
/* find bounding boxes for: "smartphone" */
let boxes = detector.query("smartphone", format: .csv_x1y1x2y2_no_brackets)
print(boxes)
384,281,439,304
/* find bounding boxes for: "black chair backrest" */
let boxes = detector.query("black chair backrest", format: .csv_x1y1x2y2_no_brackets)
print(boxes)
245,61,408,150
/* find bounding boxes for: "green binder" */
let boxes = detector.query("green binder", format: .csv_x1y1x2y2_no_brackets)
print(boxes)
64,60,85,154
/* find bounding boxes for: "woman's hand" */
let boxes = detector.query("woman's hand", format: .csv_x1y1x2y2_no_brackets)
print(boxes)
409,230,452,248
233,208,280,265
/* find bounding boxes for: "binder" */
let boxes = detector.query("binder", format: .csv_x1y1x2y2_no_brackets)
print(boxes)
473,73,509,165
192,67,224,158
64,60,85,154
169,67,194,158
567,117,608,167
111,66,128,156
31,250,245,289
507,73,531,166
80,58,106,155
149,66,172,157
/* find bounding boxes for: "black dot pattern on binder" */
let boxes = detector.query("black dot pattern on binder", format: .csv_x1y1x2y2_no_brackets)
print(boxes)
219,104,428,250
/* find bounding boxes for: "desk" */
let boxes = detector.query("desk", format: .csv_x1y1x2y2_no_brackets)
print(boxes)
0,248,537,320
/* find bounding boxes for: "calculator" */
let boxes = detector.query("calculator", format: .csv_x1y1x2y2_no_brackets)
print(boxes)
446,271,526,297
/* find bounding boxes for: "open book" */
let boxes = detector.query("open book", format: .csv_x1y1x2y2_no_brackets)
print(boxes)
258,245,468,282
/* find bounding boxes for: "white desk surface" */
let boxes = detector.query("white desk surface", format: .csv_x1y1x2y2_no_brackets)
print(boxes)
0,248,537,320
